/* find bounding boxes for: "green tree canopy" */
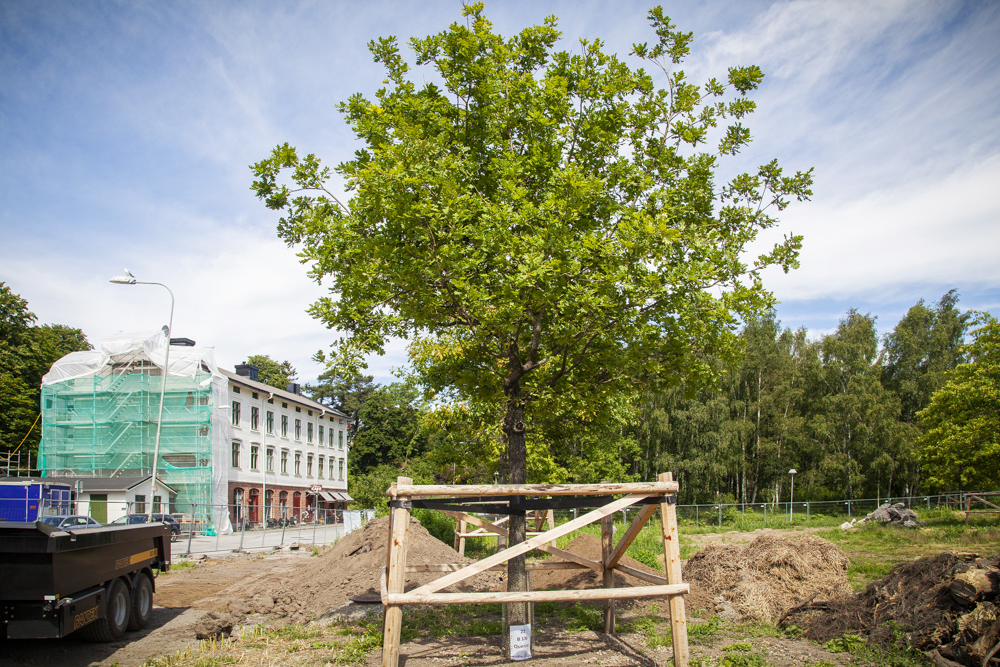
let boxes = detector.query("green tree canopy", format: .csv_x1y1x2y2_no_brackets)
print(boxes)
244,354,297,390
304,358,375,436
0,283,91,452
251,4,812,612
882,290,971,424
917,314,1000,491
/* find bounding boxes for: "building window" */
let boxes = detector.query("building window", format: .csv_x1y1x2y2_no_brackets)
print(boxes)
280,449,288,474
339,431,344,449
266,411,274,434
231,441,240,468
294,419,301,440
318,425,324,446
250,406,259,431
318,455,324,478
153,495,162,514
135,494,146,514
329,429,334,447
295,406,301,413
250,444,259,470
232,385,240,394
232,401,241,426
329,458,335,479
307,454,313,477
338,459,344,481
294,452,301,475
281,415,288,437
307,422,314,443
266,447,274,472
279,490,288,517
282,402,288,409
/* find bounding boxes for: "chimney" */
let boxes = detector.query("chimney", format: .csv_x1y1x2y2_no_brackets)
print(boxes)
286,382,301,395
235,364,259,382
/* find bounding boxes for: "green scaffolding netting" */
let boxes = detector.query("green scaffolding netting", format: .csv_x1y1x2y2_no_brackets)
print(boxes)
39,352,217,528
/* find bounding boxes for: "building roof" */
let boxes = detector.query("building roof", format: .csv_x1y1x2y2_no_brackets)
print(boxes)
220,369,348,420
44,476,179,494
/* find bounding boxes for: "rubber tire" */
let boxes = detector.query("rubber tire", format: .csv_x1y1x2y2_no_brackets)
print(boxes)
127,572,153,631
80,578,132,642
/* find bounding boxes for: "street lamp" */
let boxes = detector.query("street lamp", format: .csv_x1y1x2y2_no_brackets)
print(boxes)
110,269,174,521
788,469,797,522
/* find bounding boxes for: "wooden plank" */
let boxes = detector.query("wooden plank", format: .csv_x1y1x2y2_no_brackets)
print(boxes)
536,543,603,572
659,472,688,667
382,476,412,667
602,511,615,633
408,493,649,596
614,563,668,586
969,494,1000,510
405,561,589,573
607,503,657,570
389,481,677,498
386,583,689,606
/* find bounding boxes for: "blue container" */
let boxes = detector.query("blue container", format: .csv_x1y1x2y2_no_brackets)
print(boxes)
0,481,73,521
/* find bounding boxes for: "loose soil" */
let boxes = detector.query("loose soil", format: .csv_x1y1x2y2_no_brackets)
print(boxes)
790,552,1000,667
682,533,852,623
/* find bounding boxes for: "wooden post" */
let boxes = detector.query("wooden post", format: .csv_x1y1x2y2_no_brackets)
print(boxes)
547,509,556,547
658,472,688,667
455,517,466,557
382,476,412,667
601,511,615,633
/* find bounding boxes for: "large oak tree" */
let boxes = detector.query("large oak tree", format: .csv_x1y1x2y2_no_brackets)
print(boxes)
251,4,812,627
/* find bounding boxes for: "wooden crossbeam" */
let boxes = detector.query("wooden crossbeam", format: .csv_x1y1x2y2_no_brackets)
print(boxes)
408,493,648,596
614,563,668,586
970,494,1000,510
381,567,688,605
405,561,588,573
607,503,658,569
390,481,677,498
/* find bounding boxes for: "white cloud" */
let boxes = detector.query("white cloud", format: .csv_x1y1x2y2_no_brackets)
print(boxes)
759,153,1000,301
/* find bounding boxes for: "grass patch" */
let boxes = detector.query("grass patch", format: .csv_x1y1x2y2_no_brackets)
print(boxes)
402,604,503,639
535,601,603,633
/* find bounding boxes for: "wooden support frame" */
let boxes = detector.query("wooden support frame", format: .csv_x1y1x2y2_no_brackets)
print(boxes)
380,476,689,667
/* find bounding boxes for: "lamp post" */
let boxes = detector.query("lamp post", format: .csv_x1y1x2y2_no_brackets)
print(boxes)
788,469,797,522
110,269,174,522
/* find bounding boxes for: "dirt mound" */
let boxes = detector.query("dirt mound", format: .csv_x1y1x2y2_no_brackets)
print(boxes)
791,553,1000,667
215,516,501,625
682,533,850,622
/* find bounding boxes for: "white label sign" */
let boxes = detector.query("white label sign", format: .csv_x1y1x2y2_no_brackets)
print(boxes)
510,624,531,661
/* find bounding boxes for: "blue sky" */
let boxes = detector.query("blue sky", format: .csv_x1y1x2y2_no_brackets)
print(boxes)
1,0,998,385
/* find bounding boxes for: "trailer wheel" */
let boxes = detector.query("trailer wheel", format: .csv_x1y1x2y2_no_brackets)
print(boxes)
128,572,153,631
81,579,131,642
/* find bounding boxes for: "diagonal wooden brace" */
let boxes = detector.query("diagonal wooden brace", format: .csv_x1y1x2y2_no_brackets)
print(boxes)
409,493,652,596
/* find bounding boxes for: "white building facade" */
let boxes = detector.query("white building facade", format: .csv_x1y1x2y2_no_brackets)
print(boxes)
223,368,351,526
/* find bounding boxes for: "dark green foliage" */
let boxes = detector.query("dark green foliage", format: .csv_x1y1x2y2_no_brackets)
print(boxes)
244,354,297,390
0,283,91,453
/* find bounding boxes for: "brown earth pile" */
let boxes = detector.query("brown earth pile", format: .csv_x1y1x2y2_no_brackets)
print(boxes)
683,533,851,623
215,516,502,626
789,553,1000,667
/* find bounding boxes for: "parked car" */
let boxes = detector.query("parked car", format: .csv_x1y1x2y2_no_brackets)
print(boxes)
37,514,102,530
108,513,182,536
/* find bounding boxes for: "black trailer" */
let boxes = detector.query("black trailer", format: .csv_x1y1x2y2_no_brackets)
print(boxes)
0,520,170,641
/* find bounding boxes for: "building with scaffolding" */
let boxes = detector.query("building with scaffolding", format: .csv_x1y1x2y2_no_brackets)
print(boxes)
38,330,233,533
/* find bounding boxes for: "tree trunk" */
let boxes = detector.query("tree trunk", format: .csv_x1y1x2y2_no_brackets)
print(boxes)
503,382,530,650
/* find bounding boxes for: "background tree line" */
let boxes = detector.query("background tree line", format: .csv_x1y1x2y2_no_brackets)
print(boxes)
315,290,998,509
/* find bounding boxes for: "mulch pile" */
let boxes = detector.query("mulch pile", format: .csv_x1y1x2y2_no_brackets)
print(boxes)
785,552,1000,667
682,534,852,623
